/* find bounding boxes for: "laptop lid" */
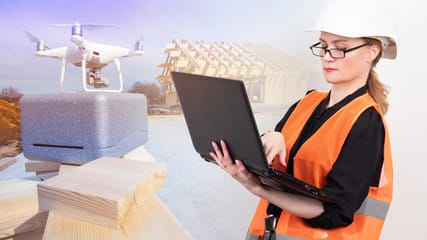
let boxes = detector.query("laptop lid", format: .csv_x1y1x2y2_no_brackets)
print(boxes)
171,72,337,203
171,71,270,177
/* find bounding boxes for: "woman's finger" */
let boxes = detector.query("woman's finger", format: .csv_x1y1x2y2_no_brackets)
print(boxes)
220,140,232,161
211,141,223,158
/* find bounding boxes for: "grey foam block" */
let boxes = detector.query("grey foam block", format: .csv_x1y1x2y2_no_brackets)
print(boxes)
20,92,148,165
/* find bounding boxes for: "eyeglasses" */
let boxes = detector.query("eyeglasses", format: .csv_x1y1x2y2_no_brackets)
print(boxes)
310,42,370,59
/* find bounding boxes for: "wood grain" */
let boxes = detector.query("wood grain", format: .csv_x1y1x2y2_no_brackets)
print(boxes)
42,196,191,240
0,179,48,238
37,157,166,229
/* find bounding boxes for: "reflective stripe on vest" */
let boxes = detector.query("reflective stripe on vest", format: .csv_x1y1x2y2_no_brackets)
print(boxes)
246,231,304,240
356,196,390,220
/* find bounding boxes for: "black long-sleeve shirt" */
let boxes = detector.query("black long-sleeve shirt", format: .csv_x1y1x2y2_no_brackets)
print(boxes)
274,86,384,228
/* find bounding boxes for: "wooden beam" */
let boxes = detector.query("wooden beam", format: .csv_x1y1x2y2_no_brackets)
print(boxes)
25,160,60,173
0,179,48,238
0,157,16,172
4,227,45,240
122,145,156,162
121,195,192,239
37,157,166,229
42,196,191,240
42,212,122,240
58,163,78,174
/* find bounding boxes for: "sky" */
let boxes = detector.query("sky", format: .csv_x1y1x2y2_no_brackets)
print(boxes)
0,0,324,93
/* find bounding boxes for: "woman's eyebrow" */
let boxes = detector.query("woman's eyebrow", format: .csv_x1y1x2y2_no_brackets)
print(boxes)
319,38,349,44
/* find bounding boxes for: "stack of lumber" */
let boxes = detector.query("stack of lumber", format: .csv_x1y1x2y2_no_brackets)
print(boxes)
0,146,192,239
38,150,192,239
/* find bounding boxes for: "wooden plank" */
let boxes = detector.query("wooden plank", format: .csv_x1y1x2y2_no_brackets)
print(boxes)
3,227,45,240
0,157,16,171
42,196,191,240
25,160,60,173
58,164,78,174
35,171,57,176
121,195,192,239
122,145,156,162
37,157,166,229
0,179,48,238
42,212,122,240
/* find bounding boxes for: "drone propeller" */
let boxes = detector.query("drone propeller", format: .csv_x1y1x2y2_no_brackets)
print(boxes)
49,22,119,37
24,31,50,51
49,23,119,28
24,31,41,43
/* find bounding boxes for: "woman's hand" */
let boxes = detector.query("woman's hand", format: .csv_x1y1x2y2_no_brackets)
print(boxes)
210,140,264,195
261,131,287,167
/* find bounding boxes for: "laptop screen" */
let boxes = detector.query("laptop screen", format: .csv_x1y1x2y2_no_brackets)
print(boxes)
171,72,270,177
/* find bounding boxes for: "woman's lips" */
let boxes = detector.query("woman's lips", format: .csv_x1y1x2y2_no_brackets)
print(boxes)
323,67,337,73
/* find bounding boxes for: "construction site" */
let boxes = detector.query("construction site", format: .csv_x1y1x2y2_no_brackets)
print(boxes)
156,39,311,108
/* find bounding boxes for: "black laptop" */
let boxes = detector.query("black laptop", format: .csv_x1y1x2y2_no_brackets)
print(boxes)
171,71,336,203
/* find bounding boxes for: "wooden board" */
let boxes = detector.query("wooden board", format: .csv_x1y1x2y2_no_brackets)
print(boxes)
122,145,156,162
58,164,78,174
42,212,122,240
25,160,60,173
2,227,45,240
121,195,192,239
0,157,16,171
42,196,191,240
37,157,166,229
0,179,48,238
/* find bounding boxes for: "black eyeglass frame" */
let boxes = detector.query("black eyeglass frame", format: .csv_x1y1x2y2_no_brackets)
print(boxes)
310,42,370,59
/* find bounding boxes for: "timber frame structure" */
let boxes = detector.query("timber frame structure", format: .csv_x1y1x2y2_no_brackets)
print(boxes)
157,39,310,106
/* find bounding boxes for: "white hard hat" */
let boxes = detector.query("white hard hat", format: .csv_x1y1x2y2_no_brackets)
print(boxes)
307,0,397,59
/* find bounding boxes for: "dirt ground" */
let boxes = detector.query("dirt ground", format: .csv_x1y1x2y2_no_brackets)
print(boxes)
0,140,22,159
0,99,22,159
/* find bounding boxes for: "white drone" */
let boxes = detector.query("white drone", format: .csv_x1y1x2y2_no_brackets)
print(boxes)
25,22,144,92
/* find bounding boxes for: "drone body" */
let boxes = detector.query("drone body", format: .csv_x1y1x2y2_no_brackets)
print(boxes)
26,22,144,92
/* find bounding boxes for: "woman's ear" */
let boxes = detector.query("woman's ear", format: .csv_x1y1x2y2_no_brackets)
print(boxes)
367,44,381,62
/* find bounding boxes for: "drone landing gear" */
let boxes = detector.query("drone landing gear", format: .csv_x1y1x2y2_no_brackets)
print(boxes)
87,70,109,88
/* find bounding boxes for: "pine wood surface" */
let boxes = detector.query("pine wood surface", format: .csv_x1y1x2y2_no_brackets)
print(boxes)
0,179,48,238
37,157,166,229
42,196,191,240
122,145,156,162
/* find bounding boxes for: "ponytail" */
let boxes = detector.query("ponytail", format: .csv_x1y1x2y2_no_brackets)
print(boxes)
367,70,390,114
365,37,390,114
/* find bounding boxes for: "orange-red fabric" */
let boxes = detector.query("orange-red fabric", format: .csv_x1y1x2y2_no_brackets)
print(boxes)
247,91,393,240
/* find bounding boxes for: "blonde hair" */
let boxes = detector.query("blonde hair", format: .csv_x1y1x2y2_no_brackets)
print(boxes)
364,38,390,114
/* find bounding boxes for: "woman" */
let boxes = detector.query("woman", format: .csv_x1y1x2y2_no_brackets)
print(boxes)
210,1,396,239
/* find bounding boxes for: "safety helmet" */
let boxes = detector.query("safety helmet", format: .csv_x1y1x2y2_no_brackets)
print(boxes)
307,0,397,59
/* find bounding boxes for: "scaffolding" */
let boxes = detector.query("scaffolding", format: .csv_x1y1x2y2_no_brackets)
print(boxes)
156,39,309,106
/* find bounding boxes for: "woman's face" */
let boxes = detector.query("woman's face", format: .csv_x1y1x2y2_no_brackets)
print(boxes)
318,31,377,86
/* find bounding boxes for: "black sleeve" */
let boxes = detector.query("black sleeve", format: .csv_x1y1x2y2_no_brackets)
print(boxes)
304,107,385,229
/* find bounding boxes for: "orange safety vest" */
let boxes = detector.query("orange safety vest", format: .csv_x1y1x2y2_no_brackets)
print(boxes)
246,91,393,240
